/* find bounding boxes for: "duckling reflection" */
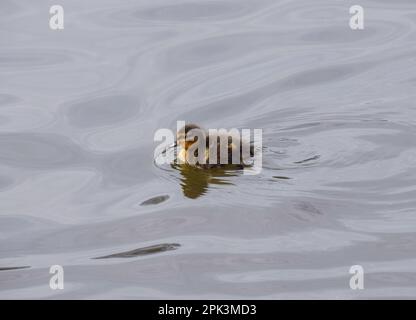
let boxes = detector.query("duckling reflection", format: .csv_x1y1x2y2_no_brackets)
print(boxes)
173,163,241,199
175,124,253,168
172,124,253,199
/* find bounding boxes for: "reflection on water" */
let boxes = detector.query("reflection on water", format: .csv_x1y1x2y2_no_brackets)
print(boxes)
0,266,31,272
173,163,241,199
1,0,416,299
293,155,321,165
140,194,170,205
155,142,246,199
272,176,291,180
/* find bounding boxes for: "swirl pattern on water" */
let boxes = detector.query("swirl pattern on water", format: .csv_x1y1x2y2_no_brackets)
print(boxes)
1,0,416,298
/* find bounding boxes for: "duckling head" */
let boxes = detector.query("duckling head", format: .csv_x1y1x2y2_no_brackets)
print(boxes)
176,124,208,165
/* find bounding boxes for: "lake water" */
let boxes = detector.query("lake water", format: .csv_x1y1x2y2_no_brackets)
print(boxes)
1,0,416,299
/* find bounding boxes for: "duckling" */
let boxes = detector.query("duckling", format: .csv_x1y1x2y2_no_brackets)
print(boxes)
175,124,253,168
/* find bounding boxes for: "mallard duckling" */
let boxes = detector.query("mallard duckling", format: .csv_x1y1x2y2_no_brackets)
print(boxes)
175,124,253,167
177,163,237,199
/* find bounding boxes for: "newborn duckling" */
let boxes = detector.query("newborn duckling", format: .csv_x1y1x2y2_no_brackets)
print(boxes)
176,124,253,167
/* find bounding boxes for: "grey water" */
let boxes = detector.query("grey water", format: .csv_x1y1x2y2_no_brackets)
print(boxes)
1,0,416,299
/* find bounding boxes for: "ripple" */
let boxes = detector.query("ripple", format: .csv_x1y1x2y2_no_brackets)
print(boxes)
0,106,54,132
0,0,22,17
0,94,19,106
2,0,416,299
0,266,30,272
272,175,290,179
169,230,377,253
294,155,321,165
0,175,13,191
217,259,416,283
0,133,87,169
134,1,244,21
103,0,258,28
160,32,294,73
300,26,375,43
368,0,416,5
0,49,72,71
278,61,376,90
65,94,140,129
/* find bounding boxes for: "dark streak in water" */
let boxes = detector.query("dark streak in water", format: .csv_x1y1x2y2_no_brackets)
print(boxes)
93,243,180,259
140,195,170,206
273,176,291,180
0,266,30,271
294,155,320,164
